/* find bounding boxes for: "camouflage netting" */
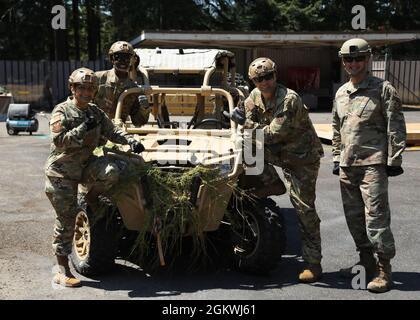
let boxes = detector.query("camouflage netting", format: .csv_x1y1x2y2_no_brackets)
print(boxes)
95,147,226,270
132,165,222,270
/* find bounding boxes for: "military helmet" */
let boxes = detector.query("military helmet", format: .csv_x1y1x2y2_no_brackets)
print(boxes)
338,38,371,57
108,41,134,59
68,67,97,89
248,57,277,79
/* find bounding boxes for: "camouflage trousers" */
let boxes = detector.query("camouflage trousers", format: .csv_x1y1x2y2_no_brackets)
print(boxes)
340,164,395,260
45,156,124,256
282,160,322,264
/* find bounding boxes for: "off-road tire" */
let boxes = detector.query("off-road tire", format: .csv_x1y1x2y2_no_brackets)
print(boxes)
228,197,286,274
70,196,118,276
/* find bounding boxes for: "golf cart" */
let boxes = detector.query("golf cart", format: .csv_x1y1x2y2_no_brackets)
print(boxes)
6,103,39,135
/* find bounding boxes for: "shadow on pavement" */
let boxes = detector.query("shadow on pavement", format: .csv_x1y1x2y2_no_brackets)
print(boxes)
309,271,420,292
310,271,354,290
81,256,308,298
84,207,420,297
392,272,420,291
80,207,311,297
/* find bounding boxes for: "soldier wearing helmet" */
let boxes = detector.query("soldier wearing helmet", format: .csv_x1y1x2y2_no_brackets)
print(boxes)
248,57,277,81
332,38,406,293
45,67,145,287
94,40,150,126
231,57,324,283
338,38,372,58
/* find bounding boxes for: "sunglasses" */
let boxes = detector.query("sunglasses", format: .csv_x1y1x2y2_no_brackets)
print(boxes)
253,72,275,83
76,84,95,91
113,53,132,62
343,56,367,63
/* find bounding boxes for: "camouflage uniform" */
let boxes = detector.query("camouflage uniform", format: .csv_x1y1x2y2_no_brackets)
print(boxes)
94,68,150,126
45,96,133,256
245,83,324,264
332,75,406,260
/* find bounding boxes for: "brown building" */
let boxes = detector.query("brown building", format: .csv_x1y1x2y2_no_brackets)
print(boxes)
131,31,419,108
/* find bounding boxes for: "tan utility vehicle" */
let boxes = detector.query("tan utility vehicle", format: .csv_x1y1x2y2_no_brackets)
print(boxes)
133,48,248,125
70,49,286,276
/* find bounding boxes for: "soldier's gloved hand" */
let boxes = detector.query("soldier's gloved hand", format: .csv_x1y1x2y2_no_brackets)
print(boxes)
140,85,153,96
230,107,246,125
128,139,145,154
138,95,150,109
332,162,340,175
84,114,97,131
386,166,404,177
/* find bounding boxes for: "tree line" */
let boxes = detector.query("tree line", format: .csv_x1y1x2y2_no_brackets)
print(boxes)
0,0,419,61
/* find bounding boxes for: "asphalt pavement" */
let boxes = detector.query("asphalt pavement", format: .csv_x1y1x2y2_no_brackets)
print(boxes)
0,110,420,300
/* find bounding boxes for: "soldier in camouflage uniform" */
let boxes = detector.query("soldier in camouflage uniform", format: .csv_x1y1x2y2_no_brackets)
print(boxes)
45,67,145,287
231,57,324,283
95,41,150,126
332,38,406,293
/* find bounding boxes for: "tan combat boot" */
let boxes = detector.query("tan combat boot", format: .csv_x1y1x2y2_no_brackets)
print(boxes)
367,259,393,293
53,273,82,288
299,263,322,283
339,250,377,280
53,255,81,288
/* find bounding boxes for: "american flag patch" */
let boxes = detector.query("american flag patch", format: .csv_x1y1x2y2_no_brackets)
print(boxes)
50,114,64,133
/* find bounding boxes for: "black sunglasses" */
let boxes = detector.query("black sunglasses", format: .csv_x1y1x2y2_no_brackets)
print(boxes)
113,53,132,61
343,56,367,63
75,84,95,91
253,72,275,83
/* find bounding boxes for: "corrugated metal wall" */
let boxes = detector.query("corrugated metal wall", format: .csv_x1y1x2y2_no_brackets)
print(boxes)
236,47,420,106
0,59,110,108
228,48,247,78
372,60,420,105
371,60,386,79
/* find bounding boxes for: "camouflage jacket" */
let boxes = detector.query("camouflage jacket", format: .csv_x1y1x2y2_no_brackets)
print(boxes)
332,75,406,167
45,97,132,180
245,84,324,165
94,68,150,126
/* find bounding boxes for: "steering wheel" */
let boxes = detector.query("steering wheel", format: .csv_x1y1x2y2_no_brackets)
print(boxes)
192,118,229,129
